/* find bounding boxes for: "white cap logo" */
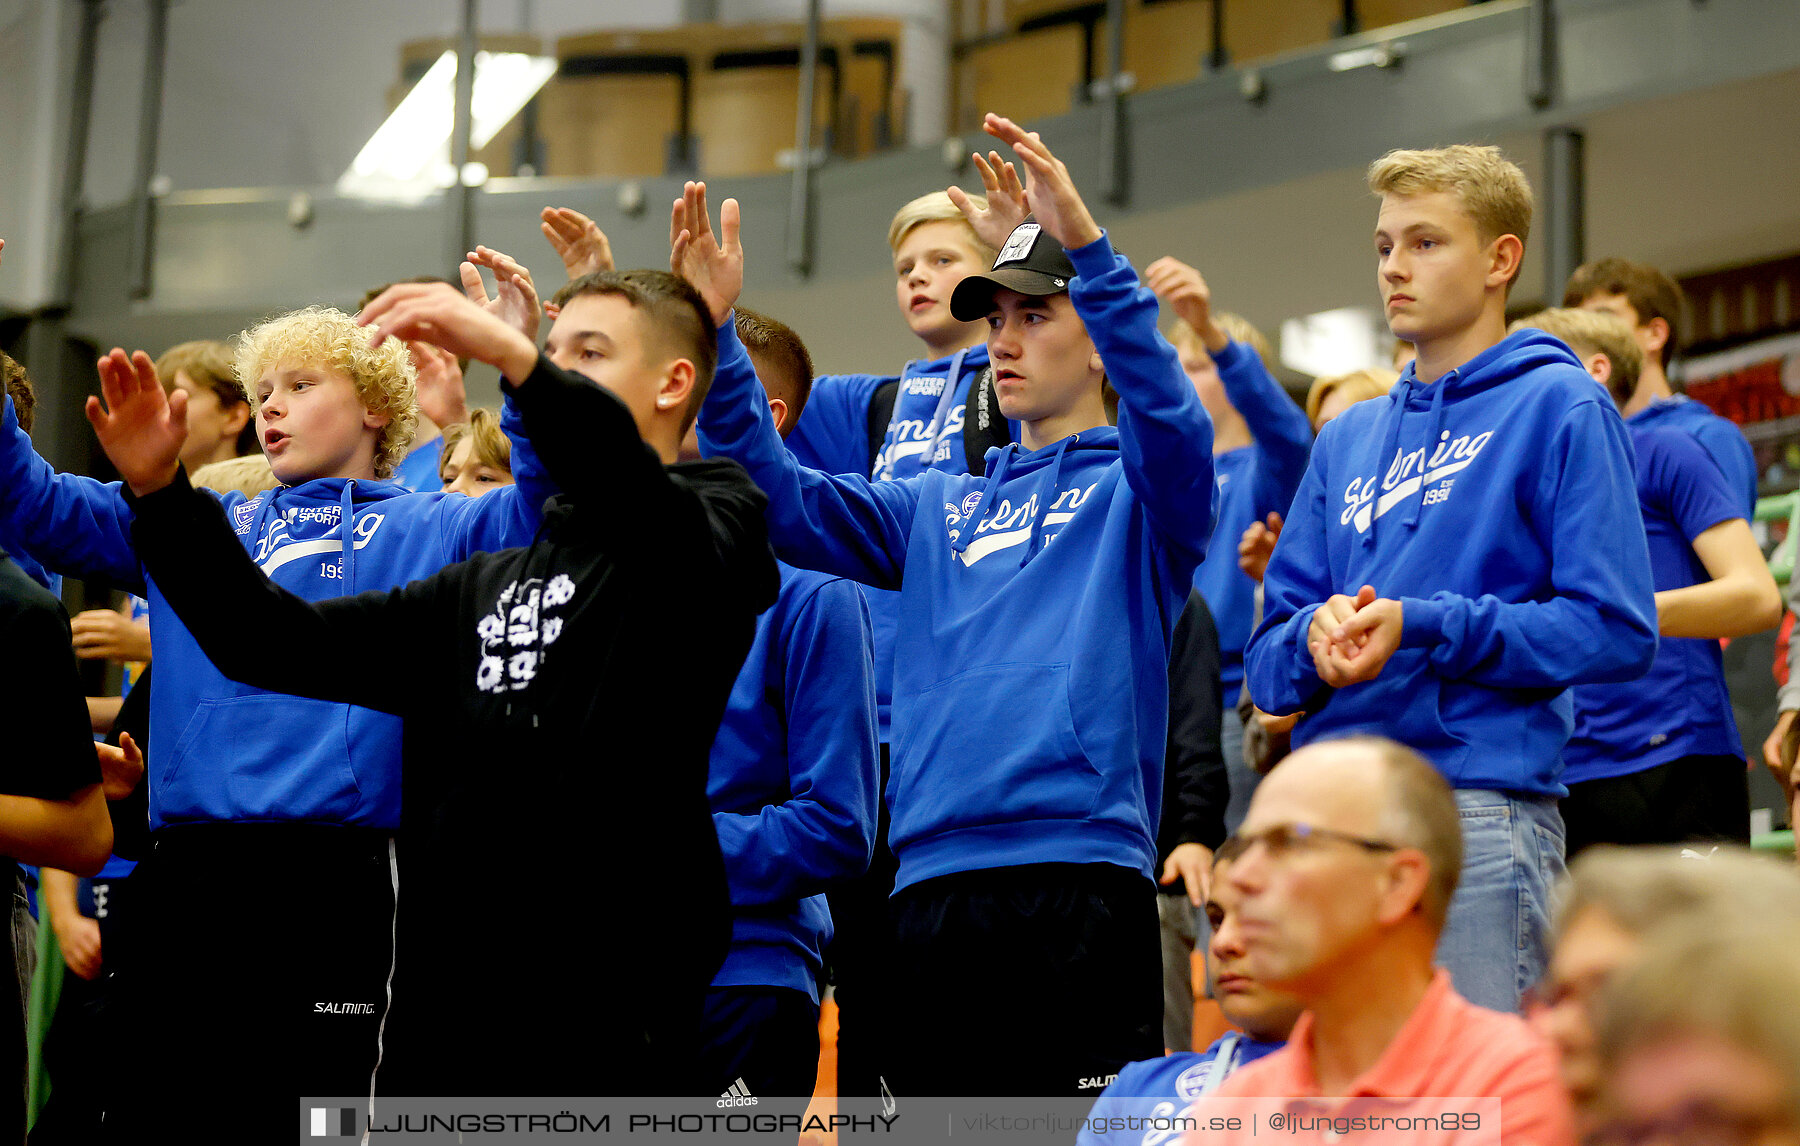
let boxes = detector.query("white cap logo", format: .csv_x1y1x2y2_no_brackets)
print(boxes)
994,222,1041,268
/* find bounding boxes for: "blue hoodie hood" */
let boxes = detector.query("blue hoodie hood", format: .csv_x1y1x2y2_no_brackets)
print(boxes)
1246,329,1657,795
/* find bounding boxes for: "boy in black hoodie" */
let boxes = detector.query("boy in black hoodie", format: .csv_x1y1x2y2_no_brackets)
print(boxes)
83,270,778,1102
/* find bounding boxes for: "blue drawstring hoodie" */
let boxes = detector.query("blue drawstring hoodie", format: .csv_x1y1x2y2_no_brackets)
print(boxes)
1190,340,1313,693
699,233,1217,891
0,394,554,829
787,345,1017,740
1245,330,1657,795
707,563,878,1003
1629,395,1758,516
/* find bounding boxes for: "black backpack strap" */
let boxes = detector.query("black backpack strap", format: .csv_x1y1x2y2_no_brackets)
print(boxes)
866,379,901,476
962,365,1013,475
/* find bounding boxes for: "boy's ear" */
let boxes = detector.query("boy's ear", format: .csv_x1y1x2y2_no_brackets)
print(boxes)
658,358,697,413
1486,234,1525,291
1641,315,1671,359
362,407,393,431
1584,352,1613,388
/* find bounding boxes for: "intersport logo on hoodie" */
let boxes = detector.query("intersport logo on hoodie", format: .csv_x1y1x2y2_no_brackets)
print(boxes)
1340,429,1494,534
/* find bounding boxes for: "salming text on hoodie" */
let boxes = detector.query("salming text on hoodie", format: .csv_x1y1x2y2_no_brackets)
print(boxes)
787,345,1014,739
1244,330,1657,795
709,562,878,1002
1629,394,1757,516
0,393,555,829
698,233,1217,892
1191,339,1312,692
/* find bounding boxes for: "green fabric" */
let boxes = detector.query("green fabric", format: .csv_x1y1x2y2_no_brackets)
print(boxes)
1752,828,1796,855
27,902,64,1127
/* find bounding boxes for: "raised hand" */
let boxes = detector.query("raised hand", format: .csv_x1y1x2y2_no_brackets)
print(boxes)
84,349,186,496
408,340,471,430
947,150,1029,251
360,282,538,385
461,245,542,342
1237,511,1284,583
669,181,743,327
541,207,615,279
981,114,1102,251
1144,257,1228,352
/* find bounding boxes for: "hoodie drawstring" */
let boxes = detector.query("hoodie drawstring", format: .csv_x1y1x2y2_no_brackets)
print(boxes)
1403,380,1448,532
918,348,969,469
340,481,358,593
1023,435,1076,567
948,445,1015,557
1366,379,1411,550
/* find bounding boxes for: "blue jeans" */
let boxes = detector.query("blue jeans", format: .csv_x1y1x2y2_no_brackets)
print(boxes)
1433,789,1565,1013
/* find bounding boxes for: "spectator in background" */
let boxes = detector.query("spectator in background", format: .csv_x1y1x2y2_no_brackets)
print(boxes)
156,340,256,472
361,250,539,493
1513,307,1778,855
1209,737,1574,1146
1145,258,1311,836
1531,845,1800,1130
1591,918,1800,1146
1154,591,1229,1054
437,408,515,497
1080,838,1301,1146
1235,369,1397,780
1566,257,1757,514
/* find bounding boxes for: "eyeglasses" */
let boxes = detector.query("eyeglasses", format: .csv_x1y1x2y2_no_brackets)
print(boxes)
1224,822,1401,864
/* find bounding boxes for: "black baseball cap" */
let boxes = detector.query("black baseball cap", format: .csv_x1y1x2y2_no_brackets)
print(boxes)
950,221,1079,321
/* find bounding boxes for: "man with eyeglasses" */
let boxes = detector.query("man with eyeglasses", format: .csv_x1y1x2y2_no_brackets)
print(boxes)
1205,736,1575,1146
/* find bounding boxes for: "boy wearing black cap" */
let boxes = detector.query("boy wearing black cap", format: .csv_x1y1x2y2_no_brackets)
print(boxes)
678,112,1217,1096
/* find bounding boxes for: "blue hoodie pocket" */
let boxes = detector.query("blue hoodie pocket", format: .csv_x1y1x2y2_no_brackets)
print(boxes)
160,695,361,822
889,662,1100,846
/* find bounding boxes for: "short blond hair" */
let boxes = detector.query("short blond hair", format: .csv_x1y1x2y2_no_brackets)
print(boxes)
1306,367,1396,427
235,307,419,481
439,408,513,480
1168,312,1275,374
1511,307,1644,396
191,453,282,499
887,191,996,261
1368,145,1533,282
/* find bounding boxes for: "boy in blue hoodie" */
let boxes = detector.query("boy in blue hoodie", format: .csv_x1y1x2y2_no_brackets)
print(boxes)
1145,259,1312,833
680,110,1217,1095
1515,307,1779,854
773,182,1021,1096
700,308,879,1098
1244,144,1657,1014
0,293,555,1131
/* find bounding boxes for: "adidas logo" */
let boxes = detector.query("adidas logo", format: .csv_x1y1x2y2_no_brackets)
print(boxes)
716,1078,758,1108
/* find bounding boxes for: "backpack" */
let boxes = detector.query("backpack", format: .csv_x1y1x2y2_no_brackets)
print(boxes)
864,366,1011,478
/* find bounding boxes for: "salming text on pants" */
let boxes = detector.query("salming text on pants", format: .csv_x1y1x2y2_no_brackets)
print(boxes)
884,862,1161,1097
103,824,396,1144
